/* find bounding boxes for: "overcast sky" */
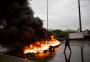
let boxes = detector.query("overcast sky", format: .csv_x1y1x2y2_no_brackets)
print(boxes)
28,0,90,31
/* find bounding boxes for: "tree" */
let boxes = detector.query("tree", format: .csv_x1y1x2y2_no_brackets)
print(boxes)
50,29,68,38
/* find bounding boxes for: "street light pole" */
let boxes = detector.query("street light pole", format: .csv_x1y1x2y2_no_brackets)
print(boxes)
47,0,48,29
78,0,82,32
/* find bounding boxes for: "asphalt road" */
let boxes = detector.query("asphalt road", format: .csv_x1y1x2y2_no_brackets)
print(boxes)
0,41,90,62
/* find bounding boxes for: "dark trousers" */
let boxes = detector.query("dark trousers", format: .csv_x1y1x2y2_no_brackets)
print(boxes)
64,43,71,52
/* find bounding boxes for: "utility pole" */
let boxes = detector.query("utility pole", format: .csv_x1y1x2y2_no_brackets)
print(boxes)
78,0,82,32
47,0,48,29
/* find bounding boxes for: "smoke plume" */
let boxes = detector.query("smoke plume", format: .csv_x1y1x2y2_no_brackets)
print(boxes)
0,0,53,56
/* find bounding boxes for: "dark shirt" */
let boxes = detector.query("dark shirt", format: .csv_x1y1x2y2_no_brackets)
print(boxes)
65,38,69,45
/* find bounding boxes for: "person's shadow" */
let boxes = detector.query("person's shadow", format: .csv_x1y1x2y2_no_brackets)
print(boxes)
64,52,72,62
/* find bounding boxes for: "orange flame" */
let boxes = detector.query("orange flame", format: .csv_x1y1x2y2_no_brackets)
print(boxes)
23,35,60,53
23,35,60,59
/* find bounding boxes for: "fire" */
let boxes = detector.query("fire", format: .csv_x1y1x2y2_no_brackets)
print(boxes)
23,35,60,59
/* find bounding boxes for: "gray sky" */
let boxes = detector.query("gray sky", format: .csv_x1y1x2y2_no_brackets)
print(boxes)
28,0,90,31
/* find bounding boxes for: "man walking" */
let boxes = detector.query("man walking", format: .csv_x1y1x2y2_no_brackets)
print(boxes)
64,36,72,52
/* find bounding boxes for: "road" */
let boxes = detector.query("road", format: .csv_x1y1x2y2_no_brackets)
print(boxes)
47,41,90,62
0,40,90,62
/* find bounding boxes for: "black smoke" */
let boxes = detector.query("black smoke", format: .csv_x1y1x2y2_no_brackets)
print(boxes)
0,0,53,57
